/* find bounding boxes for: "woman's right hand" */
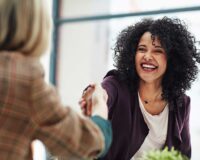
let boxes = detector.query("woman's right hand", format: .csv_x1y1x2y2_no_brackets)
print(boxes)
79,84,108,119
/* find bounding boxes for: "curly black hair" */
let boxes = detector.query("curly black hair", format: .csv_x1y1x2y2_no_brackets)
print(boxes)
113,17,200,101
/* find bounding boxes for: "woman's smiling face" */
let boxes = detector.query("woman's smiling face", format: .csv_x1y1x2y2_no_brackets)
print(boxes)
135,32,167,84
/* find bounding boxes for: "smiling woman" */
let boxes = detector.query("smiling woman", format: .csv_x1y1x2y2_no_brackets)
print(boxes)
81,17,200,160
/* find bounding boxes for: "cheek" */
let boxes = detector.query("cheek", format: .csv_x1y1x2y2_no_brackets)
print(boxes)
135,53,141,65
135,55,140,71
159,56,167,72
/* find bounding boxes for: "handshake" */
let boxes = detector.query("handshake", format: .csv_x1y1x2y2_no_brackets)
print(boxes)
79,84,108,120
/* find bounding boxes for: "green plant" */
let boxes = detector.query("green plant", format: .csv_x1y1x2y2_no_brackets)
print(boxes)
141,147,189,160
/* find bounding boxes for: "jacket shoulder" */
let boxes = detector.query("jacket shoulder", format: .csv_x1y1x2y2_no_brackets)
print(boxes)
0,52,44,81
103,70,124,87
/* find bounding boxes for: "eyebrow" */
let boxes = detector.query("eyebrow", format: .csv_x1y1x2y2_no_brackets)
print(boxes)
137,44,146,47
154,45,164,49
138,44,164,49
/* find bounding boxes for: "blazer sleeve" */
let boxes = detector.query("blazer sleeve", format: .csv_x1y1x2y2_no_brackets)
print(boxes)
101,76,118,112
29,64,109,159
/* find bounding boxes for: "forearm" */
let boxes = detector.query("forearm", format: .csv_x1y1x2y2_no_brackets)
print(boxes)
34,107,106,159
91,116,112,158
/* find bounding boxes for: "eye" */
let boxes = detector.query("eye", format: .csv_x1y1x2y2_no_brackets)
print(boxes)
154,45,165,54
154,49,164,54
137,47,146,52
156,50,163,53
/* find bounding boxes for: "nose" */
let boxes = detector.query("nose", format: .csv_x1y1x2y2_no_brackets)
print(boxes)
143,51,153,61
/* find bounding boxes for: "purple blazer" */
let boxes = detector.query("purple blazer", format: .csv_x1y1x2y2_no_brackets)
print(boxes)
100,71,191,160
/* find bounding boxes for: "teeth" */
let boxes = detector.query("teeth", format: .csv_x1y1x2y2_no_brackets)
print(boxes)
142,64,157,69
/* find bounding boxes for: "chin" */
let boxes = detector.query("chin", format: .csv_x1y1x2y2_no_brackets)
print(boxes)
139,75,161,84
141,79,155,83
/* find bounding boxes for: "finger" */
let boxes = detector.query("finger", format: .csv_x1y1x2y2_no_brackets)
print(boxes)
79,98,86,106
88,105,92,116
80,99,92,116
80,104,89,116
79,101,86,109
79,97,93,116
82,84,95,95
79,100,86,112
86,99,92,116
82,87,95,100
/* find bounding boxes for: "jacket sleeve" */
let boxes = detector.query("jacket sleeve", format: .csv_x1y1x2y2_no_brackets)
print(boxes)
29,64,110,159
101,76,118,112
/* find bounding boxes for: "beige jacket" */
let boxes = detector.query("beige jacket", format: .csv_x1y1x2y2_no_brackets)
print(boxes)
0,52,104,160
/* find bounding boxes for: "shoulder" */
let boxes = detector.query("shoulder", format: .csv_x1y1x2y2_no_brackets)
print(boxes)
182,94,191,116
102,70,133,105
0,52,45,83
102,70,125,96
183,94,190,107
13,52,44,80
174,94,190,108
102,70,123,88
24,58,44,80
179,94,190,111
175,94,191,120
102,70,133,96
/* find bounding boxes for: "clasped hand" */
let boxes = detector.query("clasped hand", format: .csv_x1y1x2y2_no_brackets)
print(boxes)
79,84,108,119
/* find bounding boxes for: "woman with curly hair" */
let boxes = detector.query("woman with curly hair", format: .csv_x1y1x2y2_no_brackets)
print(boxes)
81,17,200,160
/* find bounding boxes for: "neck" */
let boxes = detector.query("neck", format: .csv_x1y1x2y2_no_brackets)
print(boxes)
139,80,162,103
139,80,162,93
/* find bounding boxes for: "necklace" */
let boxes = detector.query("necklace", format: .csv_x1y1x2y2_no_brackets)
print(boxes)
142,92,162,105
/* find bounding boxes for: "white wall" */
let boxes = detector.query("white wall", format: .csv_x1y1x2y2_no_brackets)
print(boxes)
57,0,110,112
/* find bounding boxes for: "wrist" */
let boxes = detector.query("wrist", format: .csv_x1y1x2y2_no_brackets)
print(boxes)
92,103,108,119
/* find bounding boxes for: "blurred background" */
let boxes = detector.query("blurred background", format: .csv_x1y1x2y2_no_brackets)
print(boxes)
35,0,200,159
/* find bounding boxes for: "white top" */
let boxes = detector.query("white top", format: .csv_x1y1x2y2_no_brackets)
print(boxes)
131,93,169,160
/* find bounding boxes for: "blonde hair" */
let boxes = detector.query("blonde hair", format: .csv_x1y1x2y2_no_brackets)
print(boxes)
0,0,52,56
